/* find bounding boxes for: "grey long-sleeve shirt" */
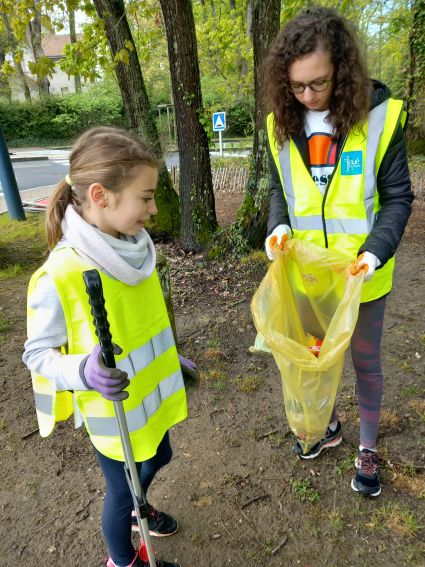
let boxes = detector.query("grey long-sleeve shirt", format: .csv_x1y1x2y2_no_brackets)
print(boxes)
23,273,87,391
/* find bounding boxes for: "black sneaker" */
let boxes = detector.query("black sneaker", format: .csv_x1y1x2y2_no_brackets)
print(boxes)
293,420,342,459
131,504,179,537
351,449,381,497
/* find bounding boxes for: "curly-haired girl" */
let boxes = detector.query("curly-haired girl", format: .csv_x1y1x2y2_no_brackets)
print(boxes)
263,6,414,497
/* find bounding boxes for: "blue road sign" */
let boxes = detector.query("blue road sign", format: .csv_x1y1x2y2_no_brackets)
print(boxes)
212,111,226,131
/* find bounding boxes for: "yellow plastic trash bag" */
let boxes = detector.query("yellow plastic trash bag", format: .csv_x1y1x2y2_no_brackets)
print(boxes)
251,239,364,454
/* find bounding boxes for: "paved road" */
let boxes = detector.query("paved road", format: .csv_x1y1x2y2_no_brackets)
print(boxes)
3,148,249,194
10,154,69,193
6,150,180,193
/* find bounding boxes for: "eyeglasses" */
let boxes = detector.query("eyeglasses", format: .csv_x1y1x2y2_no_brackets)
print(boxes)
289,76,333,94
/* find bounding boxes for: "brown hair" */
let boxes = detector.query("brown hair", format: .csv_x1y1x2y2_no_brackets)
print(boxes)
46,127,158,250
264,6,371,145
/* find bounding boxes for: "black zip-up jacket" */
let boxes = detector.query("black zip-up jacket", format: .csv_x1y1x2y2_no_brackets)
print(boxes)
267,80,414,268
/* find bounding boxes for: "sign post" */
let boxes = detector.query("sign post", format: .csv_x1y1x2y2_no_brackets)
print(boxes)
0,127,25,220
212,111,226,156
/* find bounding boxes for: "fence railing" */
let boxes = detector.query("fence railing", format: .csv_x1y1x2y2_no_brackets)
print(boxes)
169,166,248,194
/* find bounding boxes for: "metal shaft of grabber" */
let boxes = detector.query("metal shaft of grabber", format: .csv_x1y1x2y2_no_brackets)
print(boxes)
113,400,156,566
83,269,156,567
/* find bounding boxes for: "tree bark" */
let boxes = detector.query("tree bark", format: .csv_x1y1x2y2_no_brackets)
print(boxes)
66,0,81,93
28,15,50,96
406,0,425,140
238,0,280,249
92,0,180,238
0,39,11,101
160,0,217,251
1,12,31,101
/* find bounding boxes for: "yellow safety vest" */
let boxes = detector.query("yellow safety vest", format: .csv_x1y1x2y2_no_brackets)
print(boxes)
267,98,406,303
28,246,187,461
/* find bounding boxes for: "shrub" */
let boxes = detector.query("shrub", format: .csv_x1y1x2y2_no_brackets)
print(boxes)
0,87,127,145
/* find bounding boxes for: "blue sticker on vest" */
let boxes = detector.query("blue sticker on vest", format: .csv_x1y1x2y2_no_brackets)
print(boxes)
341,151,363,176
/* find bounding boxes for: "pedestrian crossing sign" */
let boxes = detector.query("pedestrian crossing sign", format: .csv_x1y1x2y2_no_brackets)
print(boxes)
212,112,226,131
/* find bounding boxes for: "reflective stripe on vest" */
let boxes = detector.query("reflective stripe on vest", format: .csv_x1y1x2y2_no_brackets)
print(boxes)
87,369,183,436
278,99,390,235
34,392,52,414
116,326,175,378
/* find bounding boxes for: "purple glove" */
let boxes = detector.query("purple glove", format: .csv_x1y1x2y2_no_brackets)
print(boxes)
81,344,130,401
178,353,199,381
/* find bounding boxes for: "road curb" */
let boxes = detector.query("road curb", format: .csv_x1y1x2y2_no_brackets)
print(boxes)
0,184,55,215
10,155,49,162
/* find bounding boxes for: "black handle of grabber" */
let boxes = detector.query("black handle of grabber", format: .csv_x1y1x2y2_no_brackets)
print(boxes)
82,269,157,567
82,270,116,369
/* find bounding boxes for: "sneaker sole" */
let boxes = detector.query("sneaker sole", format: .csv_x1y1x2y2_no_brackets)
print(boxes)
351,478,381,497
299,434,342,460
131,523,179,537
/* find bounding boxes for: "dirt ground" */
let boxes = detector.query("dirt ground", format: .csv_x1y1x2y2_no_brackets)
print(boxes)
0,175,425,567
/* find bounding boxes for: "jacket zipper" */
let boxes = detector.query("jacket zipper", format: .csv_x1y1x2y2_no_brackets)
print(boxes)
321,133,348,248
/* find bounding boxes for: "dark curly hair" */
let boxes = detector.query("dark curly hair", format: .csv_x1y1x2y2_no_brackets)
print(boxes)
264,6,371,145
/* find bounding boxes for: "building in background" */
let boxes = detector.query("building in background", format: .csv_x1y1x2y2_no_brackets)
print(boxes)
9,33,84,100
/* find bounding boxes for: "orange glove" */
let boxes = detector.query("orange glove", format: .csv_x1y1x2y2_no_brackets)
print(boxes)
265,224,292,260
269,233,288,252
350,252,381,281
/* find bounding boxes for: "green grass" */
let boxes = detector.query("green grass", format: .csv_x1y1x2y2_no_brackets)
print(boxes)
400,384,425,398
210,155,250,168
0,313,9,333
335,452,357,475
0,212,45,241
240,249,269,267
0,212,46,274
370,503,423,538
0,264,23,280
234,375,263,393
290,478,320,503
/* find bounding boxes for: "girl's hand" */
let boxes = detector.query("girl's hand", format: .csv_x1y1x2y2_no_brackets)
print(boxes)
81,344,130,401
178,353,199,381
265,224,292,260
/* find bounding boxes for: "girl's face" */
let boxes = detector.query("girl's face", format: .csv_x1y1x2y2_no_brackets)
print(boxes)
99,166,158,237
288,49,334,112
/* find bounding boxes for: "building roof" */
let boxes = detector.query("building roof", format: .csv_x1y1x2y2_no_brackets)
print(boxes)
42,33,83,58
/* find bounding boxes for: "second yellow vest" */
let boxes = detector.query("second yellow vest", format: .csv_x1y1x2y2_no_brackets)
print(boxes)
267,98,405,303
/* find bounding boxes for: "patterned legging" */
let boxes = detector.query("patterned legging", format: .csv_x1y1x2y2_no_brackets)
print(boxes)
331,295,386,449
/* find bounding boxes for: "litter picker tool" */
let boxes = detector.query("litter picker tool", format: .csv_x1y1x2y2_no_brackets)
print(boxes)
83,269,156,567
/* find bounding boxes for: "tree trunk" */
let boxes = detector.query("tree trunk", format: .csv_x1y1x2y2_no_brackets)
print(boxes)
240,0,252,78
160,0,217,251
0,41,11,101
1,13,31,101
406,0,425,140
92,0,180,238
66,0,81,93
28,15,50,96
238,0,280,249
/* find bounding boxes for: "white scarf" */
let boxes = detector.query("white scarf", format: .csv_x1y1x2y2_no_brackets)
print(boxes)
60,205,156,286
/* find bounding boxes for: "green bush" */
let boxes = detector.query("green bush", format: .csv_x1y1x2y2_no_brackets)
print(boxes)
226,103,253,137
0,87,127,145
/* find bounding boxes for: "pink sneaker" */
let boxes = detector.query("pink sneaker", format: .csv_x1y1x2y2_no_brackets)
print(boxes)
106,548,180,567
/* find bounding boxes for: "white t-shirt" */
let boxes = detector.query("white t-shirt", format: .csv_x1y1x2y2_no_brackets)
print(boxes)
304,109,337,195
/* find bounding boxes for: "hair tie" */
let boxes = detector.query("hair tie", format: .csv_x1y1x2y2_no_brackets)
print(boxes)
65,174,73,186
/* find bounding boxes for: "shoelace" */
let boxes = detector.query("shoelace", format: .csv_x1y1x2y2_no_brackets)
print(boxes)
148,504,162,522
358,452,379,476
